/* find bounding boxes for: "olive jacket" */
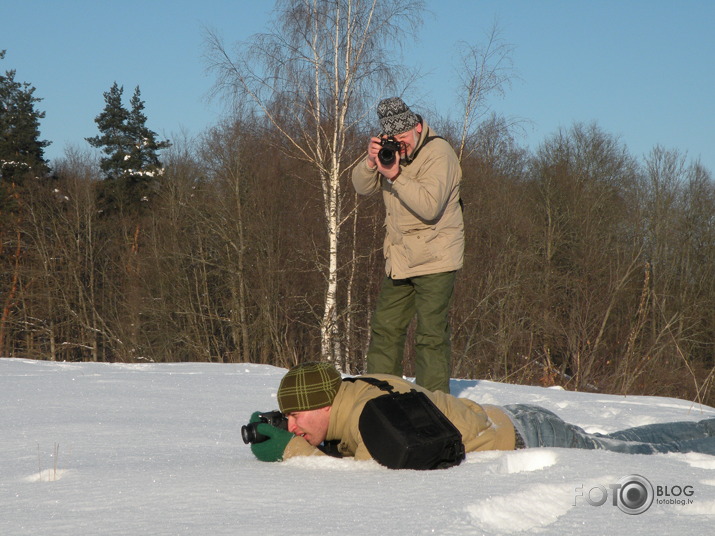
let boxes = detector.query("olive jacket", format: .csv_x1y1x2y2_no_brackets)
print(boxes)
283,374,516,461
351,121,464,279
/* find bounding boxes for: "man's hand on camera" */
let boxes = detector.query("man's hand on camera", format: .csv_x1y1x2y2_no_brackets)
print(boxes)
378,159,400,182
366,137,382,170
367,137,400,181
250,421,295,462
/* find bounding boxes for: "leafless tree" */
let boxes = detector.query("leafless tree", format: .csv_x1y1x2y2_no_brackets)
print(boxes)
205,0,423,367
453,22,517,163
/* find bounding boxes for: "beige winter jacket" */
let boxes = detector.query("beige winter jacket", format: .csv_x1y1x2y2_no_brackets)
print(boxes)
283,374,516,461
351,121,464,279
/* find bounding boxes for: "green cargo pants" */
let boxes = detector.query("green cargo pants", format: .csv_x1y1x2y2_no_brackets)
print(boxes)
366,271,456,393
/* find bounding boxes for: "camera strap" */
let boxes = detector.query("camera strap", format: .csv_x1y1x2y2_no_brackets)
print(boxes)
404,133,444,164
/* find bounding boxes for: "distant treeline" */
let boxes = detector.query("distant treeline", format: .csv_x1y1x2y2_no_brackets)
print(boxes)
2,117,714,405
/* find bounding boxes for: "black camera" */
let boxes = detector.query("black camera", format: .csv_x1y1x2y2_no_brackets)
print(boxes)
241,410,288,444
378,136,402,166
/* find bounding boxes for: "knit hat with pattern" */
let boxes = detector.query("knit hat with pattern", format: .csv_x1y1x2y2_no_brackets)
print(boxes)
377,97,420,136
277,362,342,413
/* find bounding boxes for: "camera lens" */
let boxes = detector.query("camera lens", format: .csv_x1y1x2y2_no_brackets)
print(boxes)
241,422,271,444
378,147,396,165
241,424,255,444
241,411,287,444
377,137,401,166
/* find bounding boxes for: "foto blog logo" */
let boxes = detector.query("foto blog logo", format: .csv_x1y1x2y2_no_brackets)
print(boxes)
575,474,696,515
574,474,654,515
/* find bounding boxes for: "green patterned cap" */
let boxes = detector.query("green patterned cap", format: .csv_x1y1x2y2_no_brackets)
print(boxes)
277,362,342,413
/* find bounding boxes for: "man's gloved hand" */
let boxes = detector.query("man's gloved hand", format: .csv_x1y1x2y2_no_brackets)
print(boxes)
250,422,295,462
249,411,262,423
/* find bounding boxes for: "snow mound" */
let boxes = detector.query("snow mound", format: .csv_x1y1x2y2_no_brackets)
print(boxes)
22,469,69,483
680,452,715,470
465,483,573,533
495,449,558,474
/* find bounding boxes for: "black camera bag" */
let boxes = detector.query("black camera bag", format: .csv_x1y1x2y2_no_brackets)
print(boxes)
343,377,465,470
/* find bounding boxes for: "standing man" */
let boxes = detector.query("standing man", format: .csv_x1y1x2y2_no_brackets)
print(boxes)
352,97,464,393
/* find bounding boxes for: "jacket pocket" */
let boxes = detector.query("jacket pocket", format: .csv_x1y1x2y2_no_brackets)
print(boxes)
402,228,440,269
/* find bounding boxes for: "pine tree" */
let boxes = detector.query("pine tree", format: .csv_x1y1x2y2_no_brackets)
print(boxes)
86,82,170,212
0,50,50,189
86,82,130,180
0,50,50,355
126,87,168,177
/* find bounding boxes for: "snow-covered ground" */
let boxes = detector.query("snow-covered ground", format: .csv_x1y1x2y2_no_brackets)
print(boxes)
2,358,714,535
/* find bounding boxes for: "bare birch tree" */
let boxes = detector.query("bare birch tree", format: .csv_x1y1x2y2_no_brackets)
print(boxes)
206,0,422,367
453,22,517,163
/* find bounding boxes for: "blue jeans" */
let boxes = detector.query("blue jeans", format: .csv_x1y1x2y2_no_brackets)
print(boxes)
503,404,715,455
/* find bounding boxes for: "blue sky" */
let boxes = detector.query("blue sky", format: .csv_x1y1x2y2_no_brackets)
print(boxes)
3,0,713,173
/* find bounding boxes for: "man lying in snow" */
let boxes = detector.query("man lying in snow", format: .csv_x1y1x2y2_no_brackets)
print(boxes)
245,362,715,469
